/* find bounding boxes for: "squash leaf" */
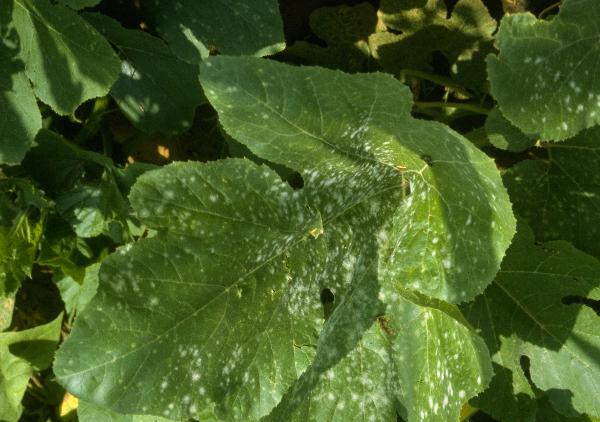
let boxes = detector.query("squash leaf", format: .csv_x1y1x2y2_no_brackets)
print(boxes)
141,0,285,64
11,0,120,115
84,13,206,135
488,0,600,140
504,126,600,259
464,222,600,418
54,58,515,420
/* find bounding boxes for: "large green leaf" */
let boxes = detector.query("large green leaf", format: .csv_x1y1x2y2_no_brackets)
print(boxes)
142,0,285,64
488,0,600,141
463,222,600,418
54,58,513,420
0,1,41,165
0,314,62,422
503,126,600,258
84,13,206,134
11,0,120,115
199,56,515,303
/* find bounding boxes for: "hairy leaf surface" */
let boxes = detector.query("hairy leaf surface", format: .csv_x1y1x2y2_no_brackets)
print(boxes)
142,0,285,63
504,127,600,258
488,0,600,140
464,222,600,418
11,0,120,115
84,13,206,134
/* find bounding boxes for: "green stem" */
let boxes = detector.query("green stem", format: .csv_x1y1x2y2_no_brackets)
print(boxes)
398,69,472,98
413,101,491,115
539,1,562,19
73,96,111,145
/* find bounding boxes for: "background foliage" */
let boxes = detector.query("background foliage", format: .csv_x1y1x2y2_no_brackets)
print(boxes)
1,0,599,421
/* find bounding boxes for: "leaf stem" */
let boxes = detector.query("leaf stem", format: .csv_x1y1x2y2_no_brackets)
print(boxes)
398,69,472,98
539,1,562,19
413,101,491,115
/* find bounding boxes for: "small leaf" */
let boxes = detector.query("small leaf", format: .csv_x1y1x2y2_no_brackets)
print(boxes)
486,108,535,152
487,0,600,140
141,0,285,63
84,13,206,134
504,126,600,258
11,0,120,115
54,263,100,316
0,314,62,422
463,222,600,418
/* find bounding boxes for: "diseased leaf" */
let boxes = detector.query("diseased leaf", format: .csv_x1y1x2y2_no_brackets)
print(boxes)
11,0,120,115
142,0,285,63
486,108,535,152
200,56,515,303
463,222,600,418
487,0,600,140
267,293,492,422
84,13,206,134
54,58,513,421
504,126,600,258
372,0,496,89
0,314,62,422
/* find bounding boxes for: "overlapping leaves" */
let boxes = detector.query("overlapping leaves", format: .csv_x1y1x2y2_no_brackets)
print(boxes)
54,57,514,421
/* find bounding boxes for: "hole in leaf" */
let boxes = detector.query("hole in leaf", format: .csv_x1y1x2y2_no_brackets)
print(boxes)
562,295,600,316
320,288,335,320
420,154,433,166
320,288,334,305
519,355,532,381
